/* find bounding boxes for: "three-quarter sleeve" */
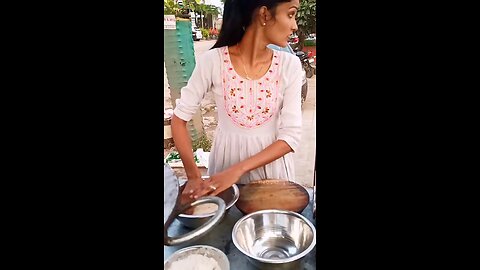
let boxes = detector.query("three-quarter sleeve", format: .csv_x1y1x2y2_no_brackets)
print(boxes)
277,54,303,153
173,51,215,122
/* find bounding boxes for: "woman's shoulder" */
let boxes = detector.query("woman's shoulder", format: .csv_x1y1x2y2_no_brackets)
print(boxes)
275,50,299,65
273,50,301,73
198,46,225,62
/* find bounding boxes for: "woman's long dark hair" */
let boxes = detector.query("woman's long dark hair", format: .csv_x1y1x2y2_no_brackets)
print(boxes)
211,0,291,49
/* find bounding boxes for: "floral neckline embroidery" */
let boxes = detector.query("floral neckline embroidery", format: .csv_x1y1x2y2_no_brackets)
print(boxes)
224,47,277,82
221,47,281,129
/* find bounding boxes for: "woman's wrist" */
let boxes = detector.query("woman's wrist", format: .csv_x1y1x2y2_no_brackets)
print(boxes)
187,176,202,182
186,171,202,181
229,164,247,178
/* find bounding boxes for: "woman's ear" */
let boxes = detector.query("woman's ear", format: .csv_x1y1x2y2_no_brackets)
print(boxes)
258,6,273,25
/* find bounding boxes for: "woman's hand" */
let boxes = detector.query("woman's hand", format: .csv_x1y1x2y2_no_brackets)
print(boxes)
194,141,293,200
180,178,207,205
191,167,244,199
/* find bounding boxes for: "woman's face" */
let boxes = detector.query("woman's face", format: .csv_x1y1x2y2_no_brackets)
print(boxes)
265,0,300,47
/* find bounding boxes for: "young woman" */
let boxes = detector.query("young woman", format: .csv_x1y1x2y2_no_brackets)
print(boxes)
171,0,302,202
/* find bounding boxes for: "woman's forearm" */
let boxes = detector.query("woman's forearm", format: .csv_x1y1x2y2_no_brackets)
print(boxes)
189,140,295,198
231,140,293,176
171,114,201,180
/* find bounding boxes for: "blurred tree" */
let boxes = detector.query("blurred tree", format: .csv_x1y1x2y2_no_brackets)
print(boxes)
296,0,316,50
203,4,220,28
182,0,201,25
205,4,220,16
164,0,180,15
198,3,208,28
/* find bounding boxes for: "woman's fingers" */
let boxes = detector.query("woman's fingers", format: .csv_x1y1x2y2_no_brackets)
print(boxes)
190,183,215,198
191,180,226,198
182,179,206,199
185,174,234,200
207,184,226,197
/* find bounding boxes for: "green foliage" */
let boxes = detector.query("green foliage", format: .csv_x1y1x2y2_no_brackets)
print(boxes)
204,4,220,16
192,134,212,152
296,0,316,49
304,39,316,47
182,0,201,10
192,3,220,28
296,0,316,34
164,0,180,15
165,151,200,164
165,0,202,16
200,28,210,39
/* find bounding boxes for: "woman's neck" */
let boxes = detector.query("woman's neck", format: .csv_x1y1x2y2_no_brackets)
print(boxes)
237,27,270,66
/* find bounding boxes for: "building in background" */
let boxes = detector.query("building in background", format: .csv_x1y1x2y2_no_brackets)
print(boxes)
215,18,222,31
175,0,224,33
203,0,223,13
200,0,223,30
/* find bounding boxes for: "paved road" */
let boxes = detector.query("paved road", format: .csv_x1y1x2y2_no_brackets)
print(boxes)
193,40,216,61
294,75,316,187
194,40,317,187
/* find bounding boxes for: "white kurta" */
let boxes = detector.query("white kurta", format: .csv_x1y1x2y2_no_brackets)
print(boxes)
173,46,303,184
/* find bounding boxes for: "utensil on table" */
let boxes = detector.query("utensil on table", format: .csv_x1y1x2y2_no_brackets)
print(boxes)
232,209,316,269
235,179,309,215
176,183,239,229
164,245,230,270
164,163,226,246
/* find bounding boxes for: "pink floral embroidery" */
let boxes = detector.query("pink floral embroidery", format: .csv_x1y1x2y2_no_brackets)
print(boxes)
221,46,281,129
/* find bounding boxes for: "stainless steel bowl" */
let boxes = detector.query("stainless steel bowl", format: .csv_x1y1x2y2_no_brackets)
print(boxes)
164,245,230,270
177,184,240,229
232,210,316,270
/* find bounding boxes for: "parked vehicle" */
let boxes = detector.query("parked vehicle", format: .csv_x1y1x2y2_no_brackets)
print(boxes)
288,33,299,45
267,44,308,105
192,26,202,41
288,33,299,51
293,47,315,78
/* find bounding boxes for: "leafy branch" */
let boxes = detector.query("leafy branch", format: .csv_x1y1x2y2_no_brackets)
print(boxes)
296,0,316,50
